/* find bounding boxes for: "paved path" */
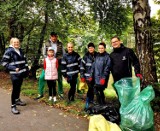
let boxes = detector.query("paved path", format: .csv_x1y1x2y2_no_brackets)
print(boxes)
0,88,88,131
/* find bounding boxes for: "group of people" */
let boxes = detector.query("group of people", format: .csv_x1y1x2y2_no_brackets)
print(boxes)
1,32,142,115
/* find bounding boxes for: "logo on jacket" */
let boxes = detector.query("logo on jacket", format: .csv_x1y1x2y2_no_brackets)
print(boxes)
122,56,127,60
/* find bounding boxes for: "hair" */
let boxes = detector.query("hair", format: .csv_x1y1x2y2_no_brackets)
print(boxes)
10,37,20,45
98,42,106,48
50,32,57,36
111,35,120,41
67,42,74,47
88,42,95,48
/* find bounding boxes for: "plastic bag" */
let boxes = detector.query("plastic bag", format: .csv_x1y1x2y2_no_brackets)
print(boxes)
114,77,140,107
114,77,155,131
89,114,121,131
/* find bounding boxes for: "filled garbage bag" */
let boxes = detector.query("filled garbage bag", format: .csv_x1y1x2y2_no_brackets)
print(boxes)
88,114,121,131
114,77,140,107
86,104,120,124
114,77,155,131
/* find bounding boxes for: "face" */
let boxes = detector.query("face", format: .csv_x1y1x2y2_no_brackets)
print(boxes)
50,35,58,43
47,50,54,57
111,37,121,48
88,47,95,54
98,45,105,53
12,39,20,49
67,43,74,53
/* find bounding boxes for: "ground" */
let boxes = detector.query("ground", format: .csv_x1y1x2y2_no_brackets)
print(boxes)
0,71,160,130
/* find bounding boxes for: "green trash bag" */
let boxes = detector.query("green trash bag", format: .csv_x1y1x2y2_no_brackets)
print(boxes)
114,77,140,107
114,78,155,131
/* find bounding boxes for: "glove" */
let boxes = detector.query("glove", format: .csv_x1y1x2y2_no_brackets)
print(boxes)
100,79,105,85
81,78,85,82
88,77,92,82
136,74,143,80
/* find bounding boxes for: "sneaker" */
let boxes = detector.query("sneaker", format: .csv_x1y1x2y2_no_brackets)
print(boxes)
34,95,44,100
15,99,26,106
11,106,20,114
48,96,52,101
53,97,57,102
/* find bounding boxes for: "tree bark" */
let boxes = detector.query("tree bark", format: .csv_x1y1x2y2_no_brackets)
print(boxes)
132,0,158,87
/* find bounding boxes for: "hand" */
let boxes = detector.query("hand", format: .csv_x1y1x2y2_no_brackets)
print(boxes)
65,77,68,81
15,68,19,72
88,77,92,82
136,74,143,80
81,78,85,82
100,79,105,85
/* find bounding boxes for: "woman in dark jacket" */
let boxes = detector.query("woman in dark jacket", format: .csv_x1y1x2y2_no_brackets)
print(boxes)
1,38,29,114
89,42,111,105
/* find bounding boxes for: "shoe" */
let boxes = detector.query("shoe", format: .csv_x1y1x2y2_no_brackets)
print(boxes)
58,94,64,99
53,97,57,102
34,95,44,100
48,96,52,101
15,99,26,106
11,106,20,114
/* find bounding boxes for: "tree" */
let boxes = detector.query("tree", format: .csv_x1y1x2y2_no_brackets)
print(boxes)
132,0,158,87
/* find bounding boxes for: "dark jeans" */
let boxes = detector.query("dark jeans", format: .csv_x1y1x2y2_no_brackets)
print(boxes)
94,85,105,105
11,77,23,105
86,80,94,102
46,80,56,96
68,77,77,101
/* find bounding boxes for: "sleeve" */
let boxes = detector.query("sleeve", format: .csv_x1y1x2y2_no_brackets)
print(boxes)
43,59,46,70
56,59,58,69
61,55,67,77
129,49,140,74
80,57,86,78
102,55,111,79
1,50,17,71
77,54,81,71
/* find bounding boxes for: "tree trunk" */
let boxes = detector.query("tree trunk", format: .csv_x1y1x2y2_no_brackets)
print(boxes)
30,1,49,78
132,0,158,87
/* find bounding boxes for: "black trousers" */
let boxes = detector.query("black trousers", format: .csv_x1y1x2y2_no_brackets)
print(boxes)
94,85,105,105
11,76,23,105
46,80,56,96
86,81,94,102
68,77,77,101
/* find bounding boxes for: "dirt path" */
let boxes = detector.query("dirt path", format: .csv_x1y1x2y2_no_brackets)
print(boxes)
0,87,88,131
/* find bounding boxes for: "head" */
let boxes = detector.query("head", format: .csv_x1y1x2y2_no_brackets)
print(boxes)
67,42,74,53
87,42,95,54
10,38,20,49
111,36,121,48
98,42,106,53
50,32,58,43
47,47,55,57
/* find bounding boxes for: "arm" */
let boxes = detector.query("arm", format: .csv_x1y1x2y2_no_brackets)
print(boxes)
56,59,58,69
80,57,86,78
61,55,67,78
43,59,46,70
102,55,111,79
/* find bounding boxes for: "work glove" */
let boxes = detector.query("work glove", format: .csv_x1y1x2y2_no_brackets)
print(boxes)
100,78,105,85
136,74,143,80
88,77,92,82
81,78,85,82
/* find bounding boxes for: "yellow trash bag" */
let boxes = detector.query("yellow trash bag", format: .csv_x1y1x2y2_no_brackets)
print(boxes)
88,115,121,131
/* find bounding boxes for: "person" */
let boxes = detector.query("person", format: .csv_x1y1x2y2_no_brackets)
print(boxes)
89,42,111,105
61,42,81,103
44,47,58,102
1,38,29,114
80,42,97,109
35,32,65,100
110,35,142,83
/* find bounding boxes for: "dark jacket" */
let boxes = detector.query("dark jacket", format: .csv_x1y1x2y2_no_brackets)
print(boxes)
1,47,29,79
80,51,97,80
91,52,111,88
61,51,81,80
110,44,140,82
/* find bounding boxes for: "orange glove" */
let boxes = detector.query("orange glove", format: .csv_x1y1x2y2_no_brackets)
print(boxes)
136,74,143,80
81,78,85,82
100,79,105,85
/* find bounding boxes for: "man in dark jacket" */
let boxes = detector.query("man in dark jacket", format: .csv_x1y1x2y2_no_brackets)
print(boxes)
61,42,81,103
80,42,97,109
110,35,142,83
